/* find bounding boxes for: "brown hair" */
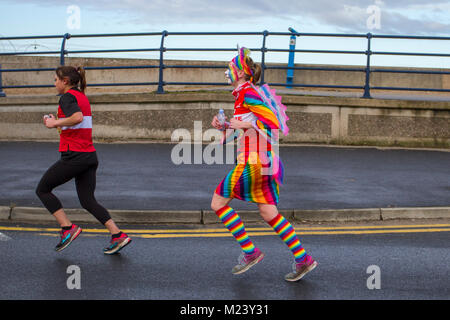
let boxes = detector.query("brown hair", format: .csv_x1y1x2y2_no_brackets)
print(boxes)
55,66,87,93
244,57,262,84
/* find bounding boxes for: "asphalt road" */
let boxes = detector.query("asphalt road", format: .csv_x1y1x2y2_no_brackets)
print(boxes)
0,221,449,300
0,141,449,212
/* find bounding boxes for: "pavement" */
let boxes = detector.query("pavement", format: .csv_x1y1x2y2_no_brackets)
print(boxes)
0,141,449,224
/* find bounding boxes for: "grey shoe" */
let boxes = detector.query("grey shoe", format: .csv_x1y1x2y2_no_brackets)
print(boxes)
285,255,318,282
232,248,265,275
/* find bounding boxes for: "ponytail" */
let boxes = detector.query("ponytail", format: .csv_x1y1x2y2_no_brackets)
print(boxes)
77,67,87,93
252,63,262,84
55,65,87,93
244,57,261,84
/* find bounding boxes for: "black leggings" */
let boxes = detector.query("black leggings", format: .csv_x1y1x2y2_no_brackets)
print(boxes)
35,151,111,225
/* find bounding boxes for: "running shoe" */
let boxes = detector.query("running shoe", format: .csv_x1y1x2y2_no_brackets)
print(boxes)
55,225,82,252
284,255,318,282
231,248,265,275
103,233,132,255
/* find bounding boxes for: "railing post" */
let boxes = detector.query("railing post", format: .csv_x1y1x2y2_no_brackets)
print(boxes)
157,30,168,94
260,30,269,85
287,27,299,89
60,33,71,66
0,64,6,97
363,32,372,99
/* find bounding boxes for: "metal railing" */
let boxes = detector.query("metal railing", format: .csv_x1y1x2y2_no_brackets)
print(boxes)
0,30,449,98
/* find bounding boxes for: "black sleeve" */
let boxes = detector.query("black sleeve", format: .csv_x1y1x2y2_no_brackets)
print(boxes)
59,92,81,117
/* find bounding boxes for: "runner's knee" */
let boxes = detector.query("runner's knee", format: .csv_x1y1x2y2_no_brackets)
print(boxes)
211,195,228,212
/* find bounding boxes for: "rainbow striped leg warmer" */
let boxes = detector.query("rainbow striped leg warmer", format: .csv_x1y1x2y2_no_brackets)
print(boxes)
215,206,256,255
268,213,306,263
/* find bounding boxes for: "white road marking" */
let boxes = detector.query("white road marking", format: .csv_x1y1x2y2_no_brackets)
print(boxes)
0,232,12,241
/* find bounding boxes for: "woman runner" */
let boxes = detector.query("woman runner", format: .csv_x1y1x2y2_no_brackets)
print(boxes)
210,48,317,281
36,66,131,255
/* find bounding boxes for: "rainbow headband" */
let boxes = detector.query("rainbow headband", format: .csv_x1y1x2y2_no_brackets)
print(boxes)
228,47,254,83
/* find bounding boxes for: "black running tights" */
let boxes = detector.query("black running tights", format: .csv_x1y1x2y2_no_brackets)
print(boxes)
36,157,111,225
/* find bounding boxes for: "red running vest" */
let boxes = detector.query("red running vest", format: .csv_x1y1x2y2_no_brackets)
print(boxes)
57,89,96,152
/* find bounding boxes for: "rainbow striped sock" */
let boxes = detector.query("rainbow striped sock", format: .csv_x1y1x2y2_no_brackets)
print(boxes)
216,206,256,255
268,213,306,263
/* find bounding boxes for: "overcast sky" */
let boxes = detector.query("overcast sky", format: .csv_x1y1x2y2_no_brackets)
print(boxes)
2,0,448,34
0,0,449,67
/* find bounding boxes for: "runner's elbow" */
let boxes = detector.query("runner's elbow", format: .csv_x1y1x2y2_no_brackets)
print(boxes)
73,112,83,124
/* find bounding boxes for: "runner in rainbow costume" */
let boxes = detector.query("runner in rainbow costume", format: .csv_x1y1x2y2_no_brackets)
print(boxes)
210,47,317,281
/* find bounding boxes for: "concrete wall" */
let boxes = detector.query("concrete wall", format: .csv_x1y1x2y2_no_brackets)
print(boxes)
1,56,448,95
1,91,449,148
